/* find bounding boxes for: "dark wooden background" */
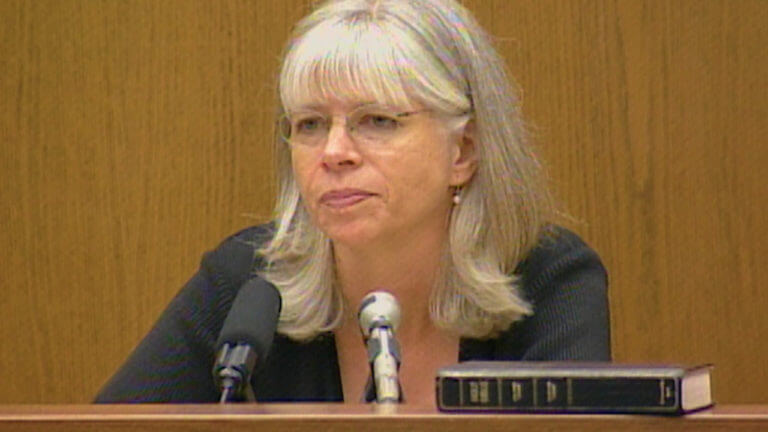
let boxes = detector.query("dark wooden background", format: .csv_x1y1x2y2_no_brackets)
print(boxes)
1,0,765,403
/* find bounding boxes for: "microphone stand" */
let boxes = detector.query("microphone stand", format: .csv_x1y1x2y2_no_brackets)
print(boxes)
213,343,257,403
364,323,403,403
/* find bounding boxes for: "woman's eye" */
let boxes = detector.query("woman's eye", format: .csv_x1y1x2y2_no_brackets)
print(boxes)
295,117,325,134
361,114,399,129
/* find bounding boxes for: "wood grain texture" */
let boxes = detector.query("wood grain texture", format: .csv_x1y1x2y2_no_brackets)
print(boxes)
0,0,304,403
1,0,766,403
1,405,768,432
471,0,768,403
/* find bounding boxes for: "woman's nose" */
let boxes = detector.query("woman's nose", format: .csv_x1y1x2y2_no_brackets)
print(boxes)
321,120,362,170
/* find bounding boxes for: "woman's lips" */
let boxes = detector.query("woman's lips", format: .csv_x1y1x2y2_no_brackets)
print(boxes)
319,189,375,209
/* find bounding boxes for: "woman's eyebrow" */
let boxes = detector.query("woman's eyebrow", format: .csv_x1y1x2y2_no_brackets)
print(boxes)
288,103,325,112
289,100,385,112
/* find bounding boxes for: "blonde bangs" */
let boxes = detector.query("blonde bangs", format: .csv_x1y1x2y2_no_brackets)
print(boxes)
280,20,417,111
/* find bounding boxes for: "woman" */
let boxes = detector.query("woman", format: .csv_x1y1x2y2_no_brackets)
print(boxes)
95,0,610,405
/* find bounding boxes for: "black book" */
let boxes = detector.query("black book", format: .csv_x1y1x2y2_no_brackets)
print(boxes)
436,361,713,415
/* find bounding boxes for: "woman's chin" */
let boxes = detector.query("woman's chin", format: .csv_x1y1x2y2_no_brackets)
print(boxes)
319,220,382,248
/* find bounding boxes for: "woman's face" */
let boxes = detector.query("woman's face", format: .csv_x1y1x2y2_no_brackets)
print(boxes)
288,99,474,249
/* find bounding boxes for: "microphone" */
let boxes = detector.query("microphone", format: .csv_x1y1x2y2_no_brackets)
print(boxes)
358,291,402,403
213,278,282,403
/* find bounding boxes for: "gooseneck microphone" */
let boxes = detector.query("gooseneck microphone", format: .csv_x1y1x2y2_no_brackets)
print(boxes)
358,291,403,403
213,278,282,403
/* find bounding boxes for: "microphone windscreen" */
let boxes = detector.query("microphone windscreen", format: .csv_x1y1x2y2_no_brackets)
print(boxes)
358,291,401,337
216,278,282,361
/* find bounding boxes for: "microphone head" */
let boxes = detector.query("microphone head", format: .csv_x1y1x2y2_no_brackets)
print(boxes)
216,278,282,361
358,291,401,337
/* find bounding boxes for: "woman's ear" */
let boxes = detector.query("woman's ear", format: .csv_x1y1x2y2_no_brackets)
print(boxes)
450,119,478,186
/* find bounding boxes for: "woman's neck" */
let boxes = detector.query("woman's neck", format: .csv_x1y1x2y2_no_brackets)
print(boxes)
332,225,446,332
331,223,460,406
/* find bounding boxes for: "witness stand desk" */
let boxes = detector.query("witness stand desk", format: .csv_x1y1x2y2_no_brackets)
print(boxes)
1,404,767,431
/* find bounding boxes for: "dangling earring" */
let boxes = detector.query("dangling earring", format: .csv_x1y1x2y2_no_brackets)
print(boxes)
452,186,463,205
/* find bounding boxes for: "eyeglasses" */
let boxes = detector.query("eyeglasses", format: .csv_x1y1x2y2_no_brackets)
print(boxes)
278,105,430,147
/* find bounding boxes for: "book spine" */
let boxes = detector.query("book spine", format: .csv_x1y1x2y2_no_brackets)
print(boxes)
437,376,683,413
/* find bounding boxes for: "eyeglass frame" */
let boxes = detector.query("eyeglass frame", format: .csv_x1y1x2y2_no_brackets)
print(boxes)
277,104,435,148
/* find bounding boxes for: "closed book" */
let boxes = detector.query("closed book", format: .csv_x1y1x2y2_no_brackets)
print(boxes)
436,361,713,415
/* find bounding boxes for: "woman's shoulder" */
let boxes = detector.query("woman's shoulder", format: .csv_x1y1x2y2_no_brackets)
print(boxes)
200,222,275,290
515,225,607,301
485,226,611,361
523,225,599,260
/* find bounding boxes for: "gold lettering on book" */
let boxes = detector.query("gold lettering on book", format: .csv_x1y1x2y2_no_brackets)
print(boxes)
469,381,490,404
546,381,558,403
511,381,523,402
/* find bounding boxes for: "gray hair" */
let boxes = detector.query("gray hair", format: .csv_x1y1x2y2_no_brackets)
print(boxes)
258,0,553,341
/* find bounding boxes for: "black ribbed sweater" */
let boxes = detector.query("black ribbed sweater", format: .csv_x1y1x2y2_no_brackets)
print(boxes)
94,224,610,403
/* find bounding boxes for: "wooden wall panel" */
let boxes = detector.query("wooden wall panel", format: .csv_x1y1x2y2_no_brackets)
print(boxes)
0,0,304,403
0,0,765,403
475,0,768,403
